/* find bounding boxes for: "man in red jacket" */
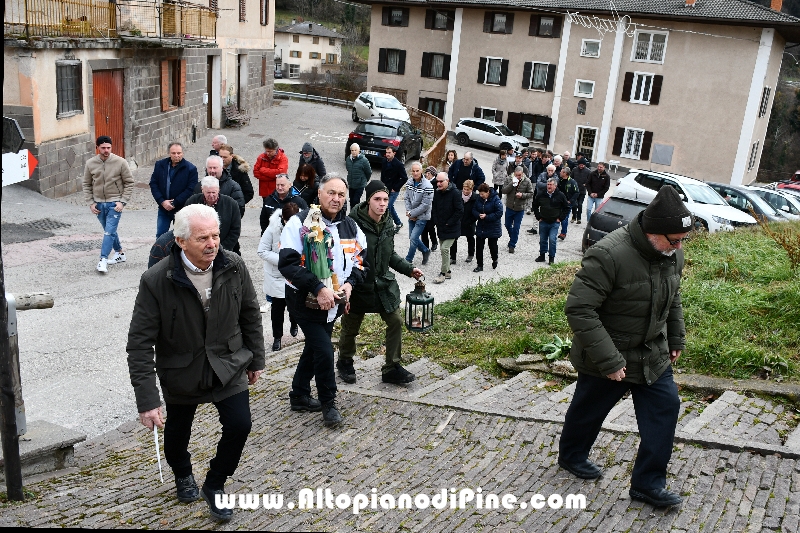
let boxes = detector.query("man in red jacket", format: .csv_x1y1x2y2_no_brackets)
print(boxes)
253,138,289,232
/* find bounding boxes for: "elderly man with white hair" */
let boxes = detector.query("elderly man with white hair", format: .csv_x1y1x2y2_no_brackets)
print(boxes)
127,203,264,523
210,134,227,156
194,155,246,217
345,142,372,205
185,176,242,253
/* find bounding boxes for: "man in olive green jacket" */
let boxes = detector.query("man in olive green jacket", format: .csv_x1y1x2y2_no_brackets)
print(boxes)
338,181,423,385
558,186,694,508
127,204,265,522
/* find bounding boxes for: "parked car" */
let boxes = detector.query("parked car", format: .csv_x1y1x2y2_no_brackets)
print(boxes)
352,92,410,122
707,182,789,223
453,118,530,152
747,186,800,221
274,69,283,79
615,170,756,232
345,119,423,164
582,196,648,252
778,182,800,195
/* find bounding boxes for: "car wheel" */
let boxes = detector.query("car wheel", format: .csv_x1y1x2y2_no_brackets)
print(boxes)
456,133,469,146
693,218,709,233
352,108,359,122
399,151,407,164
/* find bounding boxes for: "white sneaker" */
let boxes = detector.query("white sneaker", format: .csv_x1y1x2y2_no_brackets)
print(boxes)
108,251,126,265
97,258,108,273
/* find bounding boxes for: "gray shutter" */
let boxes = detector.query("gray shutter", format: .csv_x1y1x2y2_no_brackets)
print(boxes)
545,64,556,92
522,62,532,89
397,50,406,75
477,57,487,84
650,75,663,105
612,127,625,156
505,13,514,34
640,131,653,160
378,48,387,72
621,72,634,102
421,52,431,77
499,59,509,86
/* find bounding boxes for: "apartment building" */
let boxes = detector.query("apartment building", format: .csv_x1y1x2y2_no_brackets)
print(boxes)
359,0,800,185
275,21,344,78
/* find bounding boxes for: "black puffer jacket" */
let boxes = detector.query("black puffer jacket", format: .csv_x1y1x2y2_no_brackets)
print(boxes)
432,182,464,240
296,149,327,179
193,172,246,216
460,192,478,237
228,156,255,205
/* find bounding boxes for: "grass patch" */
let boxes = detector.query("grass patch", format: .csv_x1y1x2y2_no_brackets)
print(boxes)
345,222,800,381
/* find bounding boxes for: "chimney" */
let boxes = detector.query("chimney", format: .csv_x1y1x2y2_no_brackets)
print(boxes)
771,0,783,11
309,23,313,30
685,0,696,7
291,18,296,25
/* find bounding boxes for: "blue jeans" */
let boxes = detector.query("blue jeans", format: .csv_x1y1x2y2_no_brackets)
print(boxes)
405,218,429,261
156,207,175,238
96,202,122,259
587,196,604,220
539,220,560,257
388,191,402,226
560,209,571,235
504,208,524,248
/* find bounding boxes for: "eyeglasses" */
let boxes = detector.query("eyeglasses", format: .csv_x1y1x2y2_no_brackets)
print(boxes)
665,235,690,246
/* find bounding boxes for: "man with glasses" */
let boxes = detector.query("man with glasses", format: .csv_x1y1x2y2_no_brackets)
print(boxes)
558,186,693,509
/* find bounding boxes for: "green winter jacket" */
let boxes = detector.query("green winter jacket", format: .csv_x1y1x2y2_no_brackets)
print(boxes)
347,202,414,314
345,153,373,189
564,213,686,385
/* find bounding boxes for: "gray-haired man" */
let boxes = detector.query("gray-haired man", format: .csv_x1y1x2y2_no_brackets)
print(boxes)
532,177,570,265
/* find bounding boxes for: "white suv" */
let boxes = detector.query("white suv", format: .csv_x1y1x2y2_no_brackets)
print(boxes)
615,170,756,232
454,118,529,152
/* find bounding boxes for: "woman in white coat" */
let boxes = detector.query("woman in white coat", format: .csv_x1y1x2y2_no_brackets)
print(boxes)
257,203,300,351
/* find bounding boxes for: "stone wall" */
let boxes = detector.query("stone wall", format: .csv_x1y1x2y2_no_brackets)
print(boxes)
241,49,274,117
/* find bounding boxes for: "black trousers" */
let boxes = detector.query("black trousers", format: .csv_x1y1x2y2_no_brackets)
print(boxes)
420,220,438,248
291,321,337,404
270,297,296,338
475,237,498,267
558,367,680,490
572,190,587,220
494,183,503,200
450,235,475,260
164,390,252,491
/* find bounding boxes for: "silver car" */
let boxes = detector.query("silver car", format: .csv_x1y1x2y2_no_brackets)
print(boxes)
454,118,529,152
352,92,410,123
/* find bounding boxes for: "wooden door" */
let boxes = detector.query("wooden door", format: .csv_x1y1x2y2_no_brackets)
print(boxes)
92,69,124,157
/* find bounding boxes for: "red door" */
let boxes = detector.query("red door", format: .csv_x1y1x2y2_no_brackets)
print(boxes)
92,69,124,157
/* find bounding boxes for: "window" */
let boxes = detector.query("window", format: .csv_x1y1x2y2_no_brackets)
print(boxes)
507,112,551,143
382,7,409,27
482,57,503,85
326,54,337,64
575,80,595,98
378,48,406,74
239,0,245,22
293,34,299,43
329,38,336,46
581,39,601,57
759,87,771,118
577,100,586,115
289,64,300,78
622,72,663,105
421,52,450,79
419,97,446,119
310,52,320,59
259,0,268,26
56,61,83,117
528,15,562,37
483,12,514,34
290,50,301,58
160,58,186,110
611,127,654,160
313,36,319,44
748,141,760,171
425,9,455,30
632,31,668,63
634,173,663,191
522,62,555,92
480,107,497,121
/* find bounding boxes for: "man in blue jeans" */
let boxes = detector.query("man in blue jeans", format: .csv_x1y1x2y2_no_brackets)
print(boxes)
82,135,134,274
403,162,434,264
500,167,533,254
150,142,199,238
532,177,570,265
380,146,407,229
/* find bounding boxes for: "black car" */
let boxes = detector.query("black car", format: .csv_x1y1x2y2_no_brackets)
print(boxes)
707,182,788,223
345,119,423,165
582,196,648,252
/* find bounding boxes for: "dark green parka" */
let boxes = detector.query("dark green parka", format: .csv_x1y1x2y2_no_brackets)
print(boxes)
347,201,414,314
564,213,685,385
127,246,265,412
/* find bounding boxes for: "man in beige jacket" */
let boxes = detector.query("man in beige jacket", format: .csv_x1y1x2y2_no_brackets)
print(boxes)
83,135,134,273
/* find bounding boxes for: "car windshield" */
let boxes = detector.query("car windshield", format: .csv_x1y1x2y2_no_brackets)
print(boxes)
356,123,397,137
683,183,727,205
374,97,404,110
746,192,780,215
495,124,514,136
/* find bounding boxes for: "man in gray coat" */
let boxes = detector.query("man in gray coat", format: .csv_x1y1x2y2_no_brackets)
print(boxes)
345,143,372,204
558,186,693,508
127,204,265,522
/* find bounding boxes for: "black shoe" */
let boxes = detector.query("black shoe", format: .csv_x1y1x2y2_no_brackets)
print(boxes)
422,250,431,265
382,364,416,384
450,258,456,265
629,487,683,507
322,401,343,428
336,360,357,384
290,395,322,412
492,260,498,269
549,257,555,265
576,219,582,225
201,484,234,522
558,233,566,241
535,254,546,262
431,243,438,251
473,266,483,272
395,222,404,232
175,474,200,503
558,458,602,479
570,217,576,223
465,255,473,263
508,247,515,254
272,339,281,351
527,227,538,234
290,323,298,337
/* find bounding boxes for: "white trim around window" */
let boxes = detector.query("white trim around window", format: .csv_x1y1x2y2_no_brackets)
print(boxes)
481,107,497,121
484,56,503,86
580,39,601,58
630,71,654,104
574,79,595,98
621,127,645,159
631,30,668,64
529,61,549,91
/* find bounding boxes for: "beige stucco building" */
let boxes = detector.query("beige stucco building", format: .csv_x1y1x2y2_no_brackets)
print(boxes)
357,0,799,185
3,0,274,198
274,21,344,79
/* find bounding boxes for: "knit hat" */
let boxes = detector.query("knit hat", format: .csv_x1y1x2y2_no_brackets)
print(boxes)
641,186,694,235
301,142,313,153
425,165,437,176
364,180,389,202
96,135,112,146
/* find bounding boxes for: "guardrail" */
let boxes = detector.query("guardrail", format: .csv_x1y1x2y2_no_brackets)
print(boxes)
274,90,351,108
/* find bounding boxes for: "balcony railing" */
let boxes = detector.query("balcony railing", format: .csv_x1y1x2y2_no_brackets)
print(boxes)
4,0,216,42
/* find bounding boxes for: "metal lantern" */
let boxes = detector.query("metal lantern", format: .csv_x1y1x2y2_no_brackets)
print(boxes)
405,276,434,332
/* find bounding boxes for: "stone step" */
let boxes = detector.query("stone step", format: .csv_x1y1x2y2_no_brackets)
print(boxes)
412,365,480,399
465,371,534,406
417,365,504,404
0,420,86,482
336,357,445,398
